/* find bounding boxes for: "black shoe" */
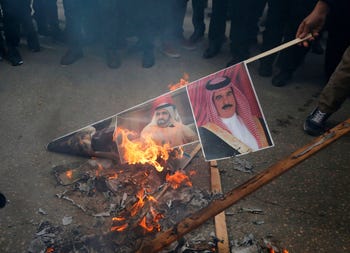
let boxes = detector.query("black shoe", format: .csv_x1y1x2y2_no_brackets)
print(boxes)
189,31,204,43
6,47,23,66
226,53,247,67
106,49,121,69
303,108,331,136
203,44,221,59
272,70,292,87
142,50,155,68
60,49,83,65
258,63,273,77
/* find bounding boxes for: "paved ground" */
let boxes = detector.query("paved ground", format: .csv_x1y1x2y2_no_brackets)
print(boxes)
1,6,349,253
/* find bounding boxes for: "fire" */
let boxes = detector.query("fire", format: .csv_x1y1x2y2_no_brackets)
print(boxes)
45,248,54,253
111,223,128,232
131,189,146,216
66,170,73,179
95,162,104,176
114,128,171,172
168,73,189,91
166,171,192,189
108,173,118,180
282,249,289,253
111,217,128,232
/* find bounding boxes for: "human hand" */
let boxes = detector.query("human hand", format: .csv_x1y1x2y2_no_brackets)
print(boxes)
296,1,329,47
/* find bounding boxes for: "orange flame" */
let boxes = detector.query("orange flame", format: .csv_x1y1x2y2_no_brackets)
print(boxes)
269,249,275,253
111,223,128,232
282,249,289,253
168,73,189,91
139,216,155,232
114,128,171,172
166,171,192,189
108,173,118,180
130,189,146,216
95,162,104,177
66,170,73,179
45,248,54,253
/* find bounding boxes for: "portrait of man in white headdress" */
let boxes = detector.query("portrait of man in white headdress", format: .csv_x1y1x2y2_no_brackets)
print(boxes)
140,94,198,147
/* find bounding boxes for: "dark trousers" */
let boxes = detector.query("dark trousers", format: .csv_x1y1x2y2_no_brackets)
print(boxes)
324,0,350,78
208,0,265,56
124,0,162,52
229,0,266,58
0,0,38,48
260,0,316,72
178,0,206,35
33,0,60,34
98,0,125,51
62,0,99,50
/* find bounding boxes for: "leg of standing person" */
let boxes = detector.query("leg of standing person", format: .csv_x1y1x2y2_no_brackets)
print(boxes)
271,0,316,87
33,0,49,36
189,0,206,42
324,0,350,79
60,0,84,65
227,0,266,67
304,46,350,136
97,0,123,69
0,0,23,65
131,0,157,68
19,0,41,52
203,0,228,59
258,0,287,77
159,0,183,58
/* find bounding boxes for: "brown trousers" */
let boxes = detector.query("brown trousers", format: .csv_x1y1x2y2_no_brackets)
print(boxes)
318,46,350,114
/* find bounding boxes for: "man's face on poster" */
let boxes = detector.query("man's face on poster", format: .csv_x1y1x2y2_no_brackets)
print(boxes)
155,108,171,128
213,86,236,118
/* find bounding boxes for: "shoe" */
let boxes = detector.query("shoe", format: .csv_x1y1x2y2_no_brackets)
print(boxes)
226,53,248,67
258,63,273,77
189,31,204,44
272,70,292,87
203,44,221,59
6,47,23,66
303,108,331,136
106,49,121,69
160,42,180,58
60,49,83,65
142,50,155,68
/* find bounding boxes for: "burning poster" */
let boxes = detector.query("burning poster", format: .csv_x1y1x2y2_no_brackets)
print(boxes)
186,62,274,161
47,115,118,159
115,87,199,165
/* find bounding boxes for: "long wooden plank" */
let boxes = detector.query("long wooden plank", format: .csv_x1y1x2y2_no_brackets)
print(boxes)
136,118,350,253
210,161,230,253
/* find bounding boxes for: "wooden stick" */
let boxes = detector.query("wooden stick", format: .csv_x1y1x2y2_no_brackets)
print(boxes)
210,161,230,253
244,34,313,64
136,118,350,253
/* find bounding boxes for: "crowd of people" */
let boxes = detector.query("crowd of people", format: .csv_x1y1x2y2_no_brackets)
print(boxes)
0,0,349,136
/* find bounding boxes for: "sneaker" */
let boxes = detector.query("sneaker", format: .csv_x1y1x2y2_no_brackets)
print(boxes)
272,70,292,87
303,108,331,136
6,47,23,66
106,49,121,69
142,50,155,68
60,49,83,65
160,42,180,58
